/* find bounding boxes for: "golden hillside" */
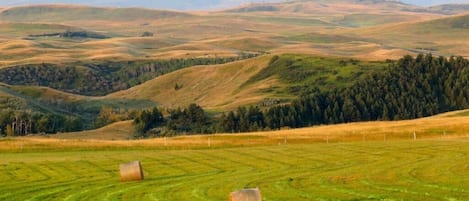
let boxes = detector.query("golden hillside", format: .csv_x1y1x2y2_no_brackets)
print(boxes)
107,55,285,110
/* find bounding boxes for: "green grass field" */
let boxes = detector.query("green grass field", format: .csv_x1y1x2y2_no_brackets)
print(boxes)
0,139,467,201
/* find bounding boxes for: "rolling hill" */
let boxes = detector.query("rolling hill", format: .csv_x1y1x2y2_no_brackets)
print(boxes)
227,0,421,14
0,2,468,200
0,83,157,128
0,2,466,67
106,54,386,110
0,1,468,137
0,0,282,10
229,0,469,15
428,4,469,14
107,56,278,110
0,5,190,22
350,14,469,57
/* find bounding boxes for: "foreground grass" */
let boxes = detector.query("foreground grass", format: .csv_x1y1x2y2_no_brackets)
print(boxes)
0,112,468,200
0,139,467,201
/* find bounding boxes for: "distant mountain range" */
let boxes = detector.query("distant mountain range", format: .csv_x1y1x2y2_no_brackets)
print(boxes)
1,0,468,10
0,0,283,10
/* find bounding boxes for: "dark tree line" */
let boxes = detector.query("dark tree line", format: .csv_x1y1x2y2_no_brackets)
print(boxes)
29,31,110,39
134,107,165,137
0,55,258,96
217,106,265,133
0,110,83,136
134,54,469,136
166,104,211,134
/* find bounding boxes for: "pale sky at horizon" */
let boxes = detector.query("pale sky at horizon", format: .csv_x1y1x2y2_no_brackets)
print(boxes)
404,0,469,5
0,0,468,9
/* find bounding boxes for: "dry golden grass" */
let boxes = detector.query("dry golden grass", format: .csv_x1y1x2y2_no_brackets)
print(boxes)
0,5,467,66
4,109,467,151
52,120,134,140
11,85,87,101
106,55,286,110
207,36,280,51
346,14,469,57
230,1,441,16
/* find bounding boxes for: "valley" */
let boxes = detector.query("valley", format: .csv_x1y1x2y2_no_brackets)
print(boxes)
0,0,467,140
0,1,468,200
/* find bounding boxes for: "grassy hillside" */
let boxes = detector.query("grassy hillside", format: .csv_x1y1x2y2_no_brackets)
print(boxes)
228,0,420,15
0,3,465,66
0,23,74,38
10,85,157,113
107,56,278,110
53,120,134,140
335,14,421,27
428,4,469,15
245,54,386,94
107,54,386,110
0,53,404,136
351,14,469,57
0,83,74,114
0,84,156,131
0,5,190,22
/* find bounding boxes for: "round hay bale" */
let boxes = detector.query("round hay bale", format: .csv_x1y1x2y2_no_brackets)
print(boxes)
230,188,262,201
119,161,144,182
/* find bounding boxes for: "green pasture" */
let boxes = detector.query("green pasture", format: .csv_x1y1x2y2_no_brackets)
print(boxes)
0,139,467,201
244,54,387,96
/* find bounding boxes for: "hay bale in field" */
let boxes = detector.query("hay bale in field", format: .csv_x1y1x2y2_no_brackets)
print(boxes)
230,188,262,201
119,161,144,182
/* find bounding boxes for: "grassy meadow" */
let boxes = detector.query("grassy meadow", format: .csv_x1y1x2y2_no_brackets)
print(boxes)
0,139,467,201
0,111,468,200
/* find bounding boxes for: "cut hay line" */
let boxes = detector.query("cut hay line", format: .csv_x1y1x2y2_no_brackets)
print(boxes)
0,139,468,200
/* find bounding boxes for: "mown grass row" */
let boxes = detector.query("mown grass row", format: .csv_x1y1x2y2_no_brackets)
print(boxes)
0,139,467,201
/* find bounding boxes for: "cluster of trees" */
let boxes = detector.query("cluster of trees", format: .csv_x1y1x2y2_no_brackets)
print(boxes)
134,107,164,137
166,104,210,134
217,106,265,133
141,31,154,37
0,105,141,137
133,54,469,136
0,110,83,136
94,107,136,128
29,31,109,39
133,104,210,137
0,55,258,96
